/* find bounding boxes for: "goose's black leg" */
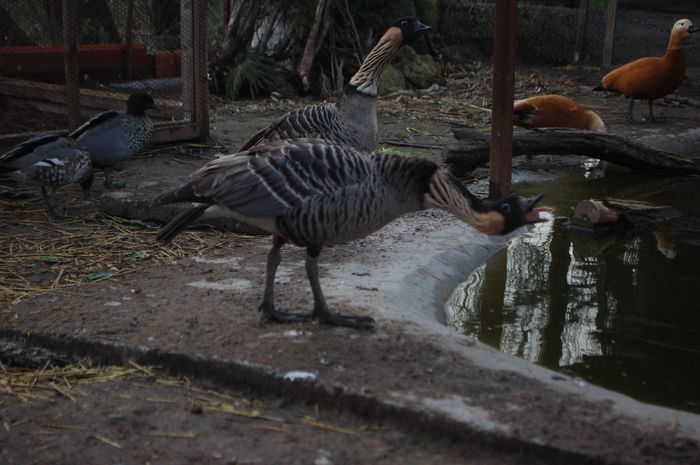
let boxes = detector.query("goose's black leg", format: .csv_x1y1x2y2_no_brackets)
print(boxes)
306,245,374,329
259,235,312,322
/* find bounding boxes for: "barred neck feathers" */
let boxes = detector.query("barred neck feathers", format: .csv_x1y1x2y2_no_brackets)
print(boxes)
348,27,403,97
423,169,505,235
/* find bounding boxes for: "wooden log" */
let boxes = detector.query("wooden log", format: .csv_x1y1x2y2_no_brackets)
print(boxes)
570,198,683,232
444,127,700,176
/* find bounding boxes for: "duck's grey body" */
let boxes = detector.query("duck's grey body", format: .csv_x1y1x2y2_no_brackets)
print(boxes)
0,134,93,213
239,17,431,152
69,92,158,188
71,111,154,167
156,139,545,329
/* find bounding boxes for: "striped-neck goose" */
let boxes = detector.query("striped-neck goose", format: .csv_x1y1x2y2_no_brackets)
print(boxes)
0,134,93,214
70,92,159,188
156,139,545,329
596,19,697,123
513,94,605,132
238,17,432,152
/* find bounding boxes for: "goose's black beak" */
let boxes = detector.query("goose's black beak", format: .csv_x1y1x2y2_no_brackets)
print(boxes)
689,25,699,34
521,193,548,224
413,21,432,34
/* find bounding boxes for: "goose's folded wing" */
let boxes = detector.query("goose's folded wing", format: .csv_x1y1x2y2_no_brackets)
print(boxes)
161,139,372,218
238,104,343,151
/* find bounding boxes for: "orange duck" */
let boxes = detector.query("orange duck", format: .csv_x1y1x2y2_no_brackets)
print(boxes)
596,19,697,123
513,94,605,132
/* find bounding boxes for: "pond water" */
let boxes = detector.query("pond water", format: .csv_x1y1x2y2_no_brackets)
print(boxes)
445,167,700,414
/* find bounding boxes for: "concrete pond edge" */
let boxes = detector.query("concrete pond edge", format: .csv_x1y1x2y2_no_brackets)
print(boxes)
0,328,607,465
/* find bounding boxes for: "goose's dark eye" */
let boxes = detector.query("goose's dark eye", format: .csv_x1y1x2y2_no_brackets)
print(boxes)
500,203,511,214
401,21,408,28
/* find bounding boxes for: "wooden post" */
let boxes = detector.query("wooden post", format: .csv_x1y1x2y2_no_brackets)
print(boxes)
62,0,80,129
193,0,209,138
181,0,195,123
573,0,588,64
181,0,209,138
124,0,136,80
602,0,618,66
489,0,518,200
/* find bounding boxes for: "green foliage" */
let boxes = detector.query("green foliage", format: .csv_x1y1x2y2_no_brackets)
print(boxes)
225,51,296,100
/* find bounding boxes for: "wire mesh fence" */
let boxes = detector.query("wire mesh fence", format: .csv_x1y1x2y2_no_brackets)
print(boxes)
0,0,214,148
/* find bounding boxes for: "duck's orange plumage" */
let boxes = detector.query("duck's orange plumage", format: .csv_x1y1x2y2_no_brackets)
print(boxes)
598,19,697,122
513,94,605,132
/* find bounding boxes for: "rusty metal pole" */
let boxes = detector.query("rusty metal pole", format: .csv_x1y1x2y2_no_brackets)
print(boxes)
62,0,81,129
489,0,518,200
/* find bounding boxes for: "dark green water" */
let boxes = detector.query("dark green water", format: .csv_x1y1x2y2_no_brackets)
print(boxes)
447,169,700,413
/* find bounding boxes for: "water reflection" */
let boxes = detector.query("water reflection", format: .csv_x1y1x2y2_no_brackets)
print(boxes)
446,172,700,413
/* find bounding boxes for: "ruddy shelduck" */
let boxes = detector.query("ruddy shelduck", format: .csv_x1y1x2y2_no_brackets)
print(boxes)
513,94,605,132
596,19,698,123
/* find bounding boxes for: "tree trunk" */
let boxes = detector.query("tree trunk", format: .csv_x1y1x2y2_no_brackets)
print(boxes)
210,0,261,93
444,128,700,176
297,0,334,93
150,0,181,36
78,0,122,44
0,5,36,46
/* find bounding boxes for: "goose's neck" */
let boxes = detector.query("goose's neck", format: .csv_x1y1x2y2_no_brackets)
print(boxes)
423,170,505,235
347,27,403,97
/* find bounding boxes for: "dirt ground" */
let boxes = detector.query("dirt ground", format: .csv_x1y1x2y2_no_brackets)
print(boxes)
2,65,700,465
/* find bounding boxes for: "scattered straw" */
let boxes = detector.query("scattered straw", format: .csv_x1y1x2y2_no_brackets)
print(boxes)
93,434,123,449
0,363,145,401
0,183,252,303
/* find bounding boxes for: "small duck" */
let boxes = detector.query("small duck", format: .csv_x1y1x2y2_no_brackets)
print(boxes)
0,134,93,214
596,19,698,123
70,92,159,188
513,94,605,132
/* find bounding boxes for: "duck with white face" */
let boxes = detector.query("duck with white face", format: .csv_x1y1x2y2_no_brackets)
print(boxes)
156,138,547,329
596,18,698,123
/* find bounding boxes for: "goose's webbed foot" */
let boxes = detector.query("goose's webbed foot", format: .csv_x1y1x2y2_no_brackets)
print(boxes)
259,301,313,323
315,305,375,329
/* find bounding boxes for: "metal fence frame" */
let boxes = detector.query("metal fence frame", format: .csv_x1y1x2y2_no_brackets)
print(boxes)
0,0,209,148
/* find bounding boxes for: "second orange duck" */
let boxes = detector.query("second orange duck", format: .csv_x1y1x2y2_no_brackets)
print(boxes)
513,94,605,132
596,19,697,123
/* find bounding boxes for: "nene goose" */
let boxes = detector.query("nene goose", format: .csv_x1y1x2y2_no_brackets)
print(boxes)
70,92,159,188
595,19,697,122
156,139,545,329
0,134,93,214
238,17,432,152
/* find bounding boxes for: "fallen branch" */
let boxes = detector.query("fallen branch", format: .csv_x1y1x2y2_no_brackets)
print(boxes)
443,128,700,176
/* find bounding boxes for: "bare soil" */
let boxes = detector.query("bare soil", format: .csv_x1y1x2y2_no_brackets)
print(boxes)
2,65,700,465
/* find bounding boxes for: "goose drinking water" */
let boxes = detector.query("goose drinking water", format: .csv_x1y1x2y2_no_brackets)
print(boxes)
156,139,546,329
